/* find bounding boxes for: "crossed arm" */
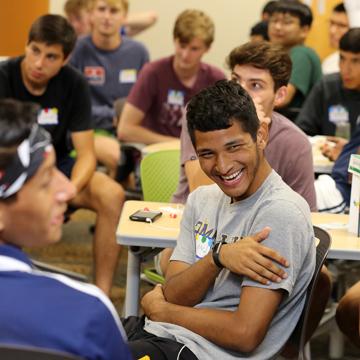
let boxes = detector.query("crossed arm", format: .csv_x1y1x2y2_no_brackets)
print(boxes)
70,130,97,193
142,228,288,353
117,103,177,145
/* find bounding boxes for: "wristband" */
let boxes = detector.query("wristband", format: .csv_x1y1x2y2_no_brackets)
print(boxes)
212,241,226,268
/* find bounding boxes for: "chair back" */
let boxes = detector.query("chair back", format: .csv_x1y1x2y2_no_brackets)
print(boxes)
283,226,331,359
140,149,180,202
0,344,84,360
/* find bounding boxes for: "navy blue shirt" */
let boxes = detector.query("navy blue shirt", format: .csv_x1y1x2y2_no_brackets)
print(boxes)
0,244,132,360
333,126,360,206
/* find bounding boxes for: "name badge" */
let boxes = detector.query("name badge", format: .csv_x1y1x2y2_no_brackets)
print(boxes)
167,90,185,106
119,69,137,83
328,105,349,124
84,66,105,85
195,233,214,259
37,108,58,125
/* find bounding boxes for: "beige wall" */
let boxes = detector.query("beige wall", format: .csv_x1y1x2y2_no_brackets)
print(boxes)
50,0,268,73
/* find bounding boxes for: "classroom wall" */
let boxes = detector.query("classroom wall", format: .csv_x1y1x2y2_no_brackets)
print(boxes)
0,0,49,56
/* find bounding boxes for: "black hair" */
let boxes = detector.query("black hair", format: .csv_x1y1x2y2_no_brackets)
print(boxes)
340,28,360,53
0,99,38,169
186,80,259,146
269,0,313,27
250,21,269,41
262,1,278,16
28,14,76,58
333,3,346,13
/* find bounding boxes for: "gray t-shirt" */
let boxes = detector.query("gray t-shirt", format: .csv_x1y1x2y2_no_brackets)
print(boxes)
145,171,315,359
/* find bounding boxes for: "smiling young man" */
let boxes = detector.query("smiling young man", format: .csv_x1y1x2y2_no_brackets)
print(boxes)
117,9,225,145
128,80,315,360
267,0,322,115
0,99,132,359
0,14,125,296
70,0,149,177
172,41,316,210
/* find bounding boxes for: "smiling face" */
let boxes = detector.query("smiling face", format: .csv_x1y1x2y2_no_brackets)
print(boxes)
195,120,269,202
90,0,126,38
0,148,76,248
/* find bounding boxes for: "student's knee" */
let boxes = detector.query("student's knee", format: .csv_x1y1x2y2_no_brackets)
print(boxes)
93,175,125,214
336,282,360,333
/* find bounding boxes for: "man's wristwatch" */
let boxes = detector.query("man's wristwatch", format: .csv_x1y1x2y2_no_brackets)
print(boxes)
212,241,226,269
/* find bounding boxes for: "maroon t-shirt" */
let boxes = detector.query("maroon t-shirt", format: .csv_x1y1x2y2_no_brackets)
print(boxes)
126,56,225,137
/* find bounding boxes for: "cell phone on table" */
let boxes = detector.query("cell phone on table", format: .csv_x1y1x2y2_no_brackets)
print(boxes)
129,209,162,223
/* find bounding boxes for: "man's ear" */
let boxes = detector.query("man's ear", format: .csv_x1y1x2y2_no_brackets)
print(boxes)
257,121,269,150
299,25,310,42
274,85,287,108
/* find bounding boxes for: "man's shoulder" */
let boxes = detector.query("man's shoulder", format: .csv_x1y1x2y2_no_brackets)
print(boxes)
291,45,321,65
270,112,310,147
122,37,148,53
0,56,21,75
188,184,223,205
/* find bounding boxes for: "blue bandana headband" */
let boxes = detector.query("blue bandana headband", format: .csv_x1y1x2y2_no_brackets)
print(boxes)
0,124,52,199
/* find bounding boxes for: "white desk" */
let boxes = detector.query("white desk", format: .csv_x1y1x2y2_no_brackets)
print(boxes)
116,201,181,316
117,201,360,316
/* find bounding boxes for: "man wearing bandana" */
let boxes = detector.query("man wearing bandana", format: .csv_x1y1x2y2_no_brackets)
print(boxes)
0,99,132,359
0,14,125,296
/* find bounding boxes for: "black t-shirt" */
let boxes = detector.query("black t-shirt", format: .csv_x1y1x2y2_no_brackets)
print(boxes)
0,57,92,158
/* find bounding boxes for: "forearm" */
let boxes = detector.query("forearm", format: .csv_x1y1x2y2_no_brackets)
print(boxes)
147,303,254,353
71,154,96,192
164,253,220,306
119,124,177,145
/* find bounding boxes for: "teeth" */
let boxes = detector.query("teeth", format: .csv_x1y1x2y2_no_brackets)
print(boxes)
222,170,242,180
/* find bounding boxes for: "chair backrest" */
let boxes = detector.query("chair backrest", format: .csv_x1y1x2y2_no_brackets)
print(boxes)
283,226,332,359
140,149,180,202
0,344,84,360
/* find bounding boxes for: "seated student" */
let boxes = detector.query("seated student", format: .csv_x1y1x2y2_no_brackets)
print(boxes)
117,9,225,145
315,124,360,213
336,280,360,348
0,99,132,360
122,80,315,360
70,0,149,177
322,2,349,75
64,0,158,38
296,28,360,138
0,14,124,296
172,41,317,212
267,0,322,118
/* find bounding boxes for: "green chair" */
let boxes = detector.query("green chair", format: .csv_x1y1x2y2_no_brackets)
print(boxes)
140,149,180,284
140,149,180,202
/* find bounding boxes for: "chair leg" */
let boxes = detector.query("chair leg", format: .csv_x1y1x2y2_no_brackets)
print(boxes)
329,324,344,359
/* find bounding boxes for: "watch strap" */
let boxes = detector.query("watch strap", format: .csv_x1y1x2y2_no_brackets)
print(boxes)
212,241,225,268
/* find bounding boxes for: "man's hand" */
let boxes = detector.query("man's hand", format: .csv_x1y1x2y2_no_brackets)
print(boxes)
219,227,289,285
321,136,348,162
141,284,168,321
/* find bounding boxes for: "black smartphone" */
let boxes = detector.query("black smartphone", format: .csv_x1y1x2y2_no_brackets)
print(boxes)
129,210,163,223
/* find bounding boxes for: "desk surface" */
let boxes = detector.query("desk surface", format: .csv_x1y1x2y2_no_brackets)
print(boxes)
116,201,181,248
141,140,180,157
116,201,360,260
310,136,334,174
